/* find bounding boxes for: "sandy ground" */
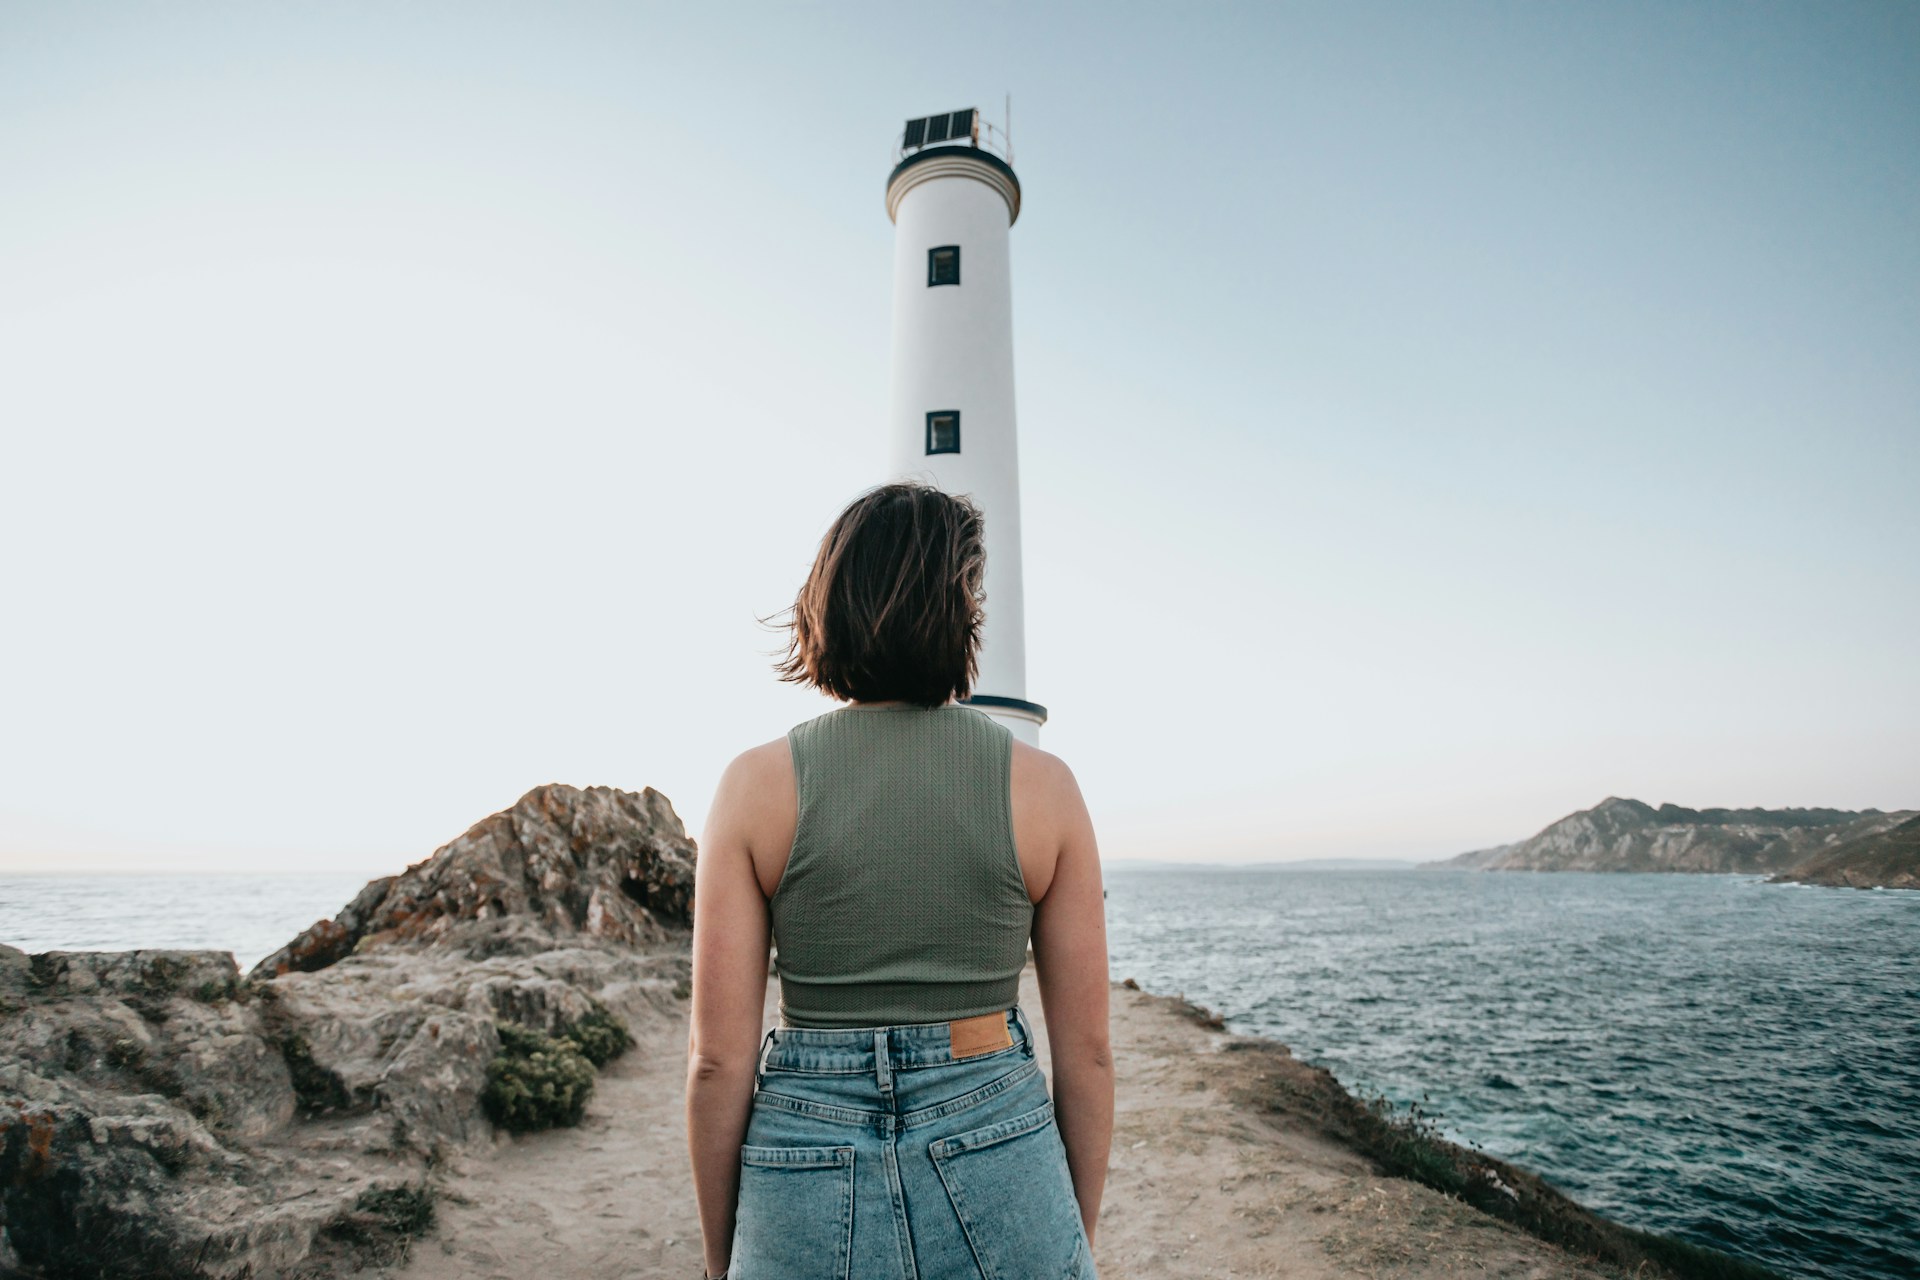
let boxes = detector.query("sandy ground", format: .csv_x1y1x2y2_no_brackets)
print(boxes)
393,966,1617,1280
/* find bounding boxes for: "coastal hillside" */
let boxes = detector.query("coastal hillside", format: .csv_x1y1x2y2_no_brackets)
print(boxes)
1438,841,1518,869
1769,813,1920,890
1424,797,1916,876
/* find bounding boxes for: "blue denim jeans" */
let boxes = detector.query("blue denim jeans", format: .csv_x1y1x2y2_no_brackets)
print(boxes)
729,1003,1098,1280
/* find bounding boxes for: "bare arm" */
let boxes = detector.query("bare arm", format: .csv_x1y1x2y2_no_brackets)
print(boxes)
1025,752,1114,1245
685,745,784,1278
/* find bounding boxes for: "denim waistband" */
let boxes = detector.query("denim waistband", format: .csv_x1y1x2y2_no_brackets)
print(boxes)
758,1004,1033,1076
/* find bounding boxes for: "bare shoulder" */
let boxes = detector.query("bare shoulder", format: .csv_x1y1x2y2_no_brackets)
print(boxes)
707,736,799,894
1008,737,1093,884
1010,738,1082,804
707,736,796,832
726,736,795,788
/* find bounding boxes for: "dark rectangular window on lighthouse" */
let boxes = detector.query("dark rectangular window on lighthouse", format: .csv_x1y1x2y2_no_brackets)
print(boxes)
926,411,960,455
928,245,960,287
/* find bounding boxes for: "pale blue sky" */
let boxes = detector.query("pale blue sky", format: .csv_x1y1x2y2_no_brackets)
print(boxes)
2,2,1915,873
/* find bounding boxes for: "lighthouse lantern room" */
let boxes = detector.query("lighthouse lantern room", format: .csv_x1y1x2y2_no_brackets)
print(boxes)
885,107,1046,744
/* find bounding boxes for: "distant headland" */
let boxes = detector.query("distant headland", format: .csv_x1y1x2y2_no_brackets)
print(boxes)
1422,797,1919,888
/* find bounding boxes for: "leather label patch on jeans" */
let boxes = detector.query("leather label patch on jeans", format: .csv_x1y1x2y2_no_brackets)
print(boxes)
948,1010,1014,1059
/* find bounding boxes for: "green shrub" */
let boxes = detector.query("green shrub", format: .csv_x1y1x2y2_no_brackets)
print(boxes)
563,1002,633,1067
482,1024,596,1132
323,1183,437,1267
355,1184,435,1236
1357,1093,1468,1195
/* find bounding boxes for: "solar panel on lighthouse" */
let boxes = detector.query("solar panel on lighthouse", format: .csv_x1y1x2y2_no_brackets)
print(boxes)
903,109,977,151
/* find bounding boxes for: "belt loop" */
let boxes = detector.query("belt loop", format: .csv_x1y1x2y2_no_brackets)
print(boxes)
873,1028,892,1096
754,1024,776,1092
1011,1004,1031,1053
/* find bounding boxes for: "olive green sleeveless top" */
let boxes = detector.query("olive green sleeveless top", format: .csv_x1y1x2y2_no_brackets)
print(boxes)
772,703,1033,1029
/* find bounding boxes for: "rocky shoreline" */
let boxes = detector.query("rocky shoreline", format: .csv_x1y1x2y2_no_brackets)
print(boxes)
1767,813,1920,890
1,785,1781,1278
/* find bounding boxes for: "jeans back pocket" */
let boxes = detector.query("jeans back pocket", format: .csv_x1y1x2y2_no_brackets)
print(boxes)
731,1144,854,1280
929,1100,1090,1280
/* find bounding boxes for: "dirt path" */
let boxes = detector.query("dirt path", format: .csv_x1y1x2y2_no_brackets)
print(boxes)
391,980,706,1280
395,967,1615,1279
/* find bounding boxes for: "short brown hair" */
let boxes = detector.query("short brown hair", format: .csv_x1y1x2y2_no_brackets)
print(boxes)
772,482,986,706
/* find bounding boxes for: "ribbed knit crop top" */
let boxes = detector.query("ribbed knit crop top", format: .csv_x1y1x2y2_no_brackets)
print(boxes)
770,702,1034,1029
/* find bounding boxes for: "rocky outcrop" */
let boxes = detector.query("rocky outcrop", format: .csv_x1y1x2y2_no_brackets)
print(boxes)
0,946,465,1279
1769,813,1920,889
0,783,697,1279
1425,797,1916,874
252,784,696,979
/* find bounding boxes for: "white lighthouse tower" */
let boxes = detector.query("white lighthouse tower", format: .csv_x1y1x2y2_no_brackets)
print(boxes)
885,106,1046,745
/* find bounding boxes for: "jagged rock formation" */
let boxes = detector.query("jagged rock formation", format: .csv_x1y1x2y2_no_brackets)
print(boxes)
1769,813,1920,889
1425,797,1917,876
252,783,696,979
0,783,697,1279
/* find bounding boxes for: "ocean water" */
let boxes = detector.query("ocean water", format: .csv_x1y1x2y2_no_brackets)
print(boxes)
1105,867,1920,1280
2,869,1914,1278
0,874,367,974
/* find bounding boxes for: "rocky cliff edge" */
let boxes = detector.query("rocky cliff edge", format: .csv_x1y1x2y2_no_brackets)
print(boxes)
0,783,696,1280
